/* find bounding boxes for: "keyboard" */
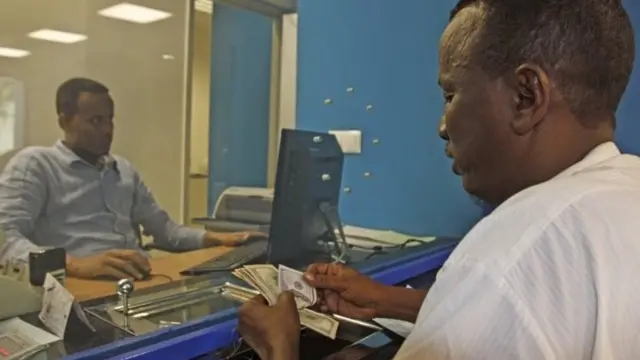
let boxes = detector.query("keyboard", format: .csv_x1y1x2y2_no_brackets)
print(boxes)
180,240,268,275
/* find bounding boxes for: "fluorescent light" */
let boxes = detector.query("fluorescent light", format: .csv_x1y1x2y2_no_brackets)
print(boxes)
28,29,87,44
0,47,30,58
98,3,172,24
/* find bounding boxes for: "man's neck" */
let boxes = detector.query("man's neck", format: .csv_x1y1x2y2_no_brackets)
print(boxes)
61,141,102,166
491,128,614,207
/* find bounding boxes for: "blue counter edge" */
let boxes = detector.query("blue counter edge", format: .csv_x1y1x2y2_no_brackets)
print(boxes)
66,243,456,360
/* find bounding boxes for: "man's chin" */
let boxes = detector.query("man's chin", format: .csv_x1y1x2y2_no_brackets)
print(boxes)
98,146,111,156
461,172,476,192
451,162,464,176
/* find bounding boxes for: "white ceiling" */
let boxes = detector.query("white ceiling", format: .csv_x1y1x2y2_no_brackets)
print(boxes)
0,0,194,58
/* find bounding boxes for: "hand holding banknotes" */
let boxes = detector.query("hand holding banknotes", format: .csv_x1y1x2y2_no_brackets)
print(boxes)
278,264,318,308
238,292,300,360
227,264,340,339
304,263,387,320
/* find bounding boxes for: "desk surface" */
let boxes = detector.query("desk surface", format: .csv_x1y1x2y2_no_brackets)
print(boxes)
66,247,233,301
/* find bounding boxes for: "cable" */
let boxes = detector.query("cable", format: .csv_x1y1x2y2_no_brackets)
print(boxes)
318,202,350,263
354,239,427,261
318,203,341,255
351,238,427,250
216,327,253,360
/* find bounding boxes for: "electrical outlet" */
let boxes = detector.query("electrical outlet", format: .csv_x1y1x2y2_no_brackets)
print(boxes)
329,130,362,154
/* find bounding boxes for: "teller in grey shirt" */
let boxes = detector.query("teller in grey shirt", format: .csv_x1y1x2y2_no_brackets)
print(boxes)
0,78,258,280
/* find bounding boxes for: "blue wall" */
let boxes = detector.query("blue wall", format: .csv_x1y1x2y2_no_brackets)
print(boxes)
294,0,640,238
617,0,640,154
209,0,639,237
208,4,273,211
296,0,482,237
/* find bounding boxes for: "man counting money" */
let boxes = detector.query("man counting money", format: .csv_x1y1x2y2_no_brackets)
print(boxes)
236,0,640,359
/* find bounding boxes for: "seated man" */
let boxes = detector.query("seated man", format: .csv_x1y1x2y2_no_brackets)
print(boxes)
0,77,261,280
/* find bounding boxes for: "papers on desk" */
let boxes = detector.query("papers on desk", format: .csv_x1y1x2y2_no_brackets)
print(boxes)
372,285,415,338
39,273,96,338
0,317,60,360
339,225,436,248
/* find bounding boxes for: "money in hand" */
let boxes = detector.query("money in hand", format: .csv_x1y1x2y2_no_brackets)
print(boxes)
277,265,317,309
232,265,280,305
223,281,339,339
227,265,339,339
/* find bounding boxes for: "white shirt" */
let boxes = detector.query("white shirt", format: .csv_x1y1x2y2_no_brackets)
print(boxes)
395,142,640,360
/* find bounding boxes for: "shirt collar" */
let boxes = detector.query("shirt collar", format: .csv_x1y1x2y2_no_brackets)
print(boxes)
553,141,620,180
53,140,118,171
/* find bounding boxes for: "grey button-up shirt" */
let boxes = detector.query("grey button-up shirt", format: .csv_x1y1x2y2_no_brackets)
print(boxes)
0,141,205,261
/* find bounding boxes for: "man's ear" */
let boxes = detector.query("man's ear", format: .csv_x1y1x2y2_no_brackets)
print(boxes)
510,64,551,135
57,114,67,130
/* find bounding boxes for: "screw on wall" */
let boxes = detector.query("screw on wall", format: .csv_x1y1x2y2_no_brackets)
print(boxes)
366,105,373,111
372,138,380,144
324,98,333,105
343,187,352,193
363,172,371,177
346,87,354,93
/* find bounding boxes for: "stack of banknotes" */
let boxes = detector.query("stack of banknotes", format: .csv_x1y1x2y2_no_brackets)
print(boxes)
223,264,339,339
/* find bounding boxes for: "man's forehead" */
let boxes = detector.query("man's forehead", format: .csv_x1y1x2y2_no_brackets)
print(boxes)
439,6,485,69
77,92,113,109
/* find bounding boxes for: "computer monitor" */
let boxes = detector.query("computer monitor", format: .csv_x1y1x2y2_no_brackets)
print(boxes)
267,129,346,266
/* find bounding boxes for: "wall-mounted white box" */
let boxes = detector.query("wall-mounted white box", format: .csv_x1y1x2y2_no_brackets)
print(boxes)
329,130,362,154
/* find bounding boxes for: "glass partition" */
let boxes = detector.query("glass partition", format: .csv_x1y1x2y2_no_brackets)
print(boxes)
84,274,239,336
0,0,191,223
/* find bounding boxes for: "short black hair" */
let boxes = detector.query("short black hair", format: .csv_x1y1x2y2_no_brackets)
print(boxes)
450,0,635,123
56,77,110,116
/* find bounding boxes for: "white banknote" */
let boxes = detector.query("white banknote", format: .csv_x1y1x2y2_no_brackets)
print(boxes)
277,265,317,309
222,281,339,339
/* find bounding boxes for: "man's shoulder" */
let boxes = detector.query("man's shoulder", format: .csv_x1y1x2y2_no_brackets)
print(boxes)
5,146,59,170
454,161,640,269
501,154,640,222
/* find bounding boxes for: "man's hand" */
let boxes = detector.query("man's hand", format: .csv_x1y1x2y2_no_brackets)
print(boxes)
238,292,300,360
66,249,151,280
203,231,266,247
304,263,386,320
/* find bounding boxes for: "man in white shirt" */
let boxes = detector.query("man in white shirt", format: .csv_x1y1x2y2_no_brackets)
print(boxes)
235,0,639,359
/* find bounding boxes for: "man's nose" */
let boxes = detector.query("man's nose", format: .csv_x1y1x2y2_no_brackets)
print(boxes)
101,121,114,137
438,117,449,140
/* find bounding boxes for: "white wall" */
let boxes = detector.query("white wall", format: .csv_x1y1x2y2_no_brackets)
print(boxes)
265,13,297,187
190,10,212,176
187,9,212,220
278,13,298,132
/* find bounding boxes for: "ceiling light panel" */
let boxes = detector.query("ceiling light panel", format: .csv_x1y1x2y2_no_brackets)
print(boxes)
28,29,87,44
0,47,30,58
98,3,172,24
